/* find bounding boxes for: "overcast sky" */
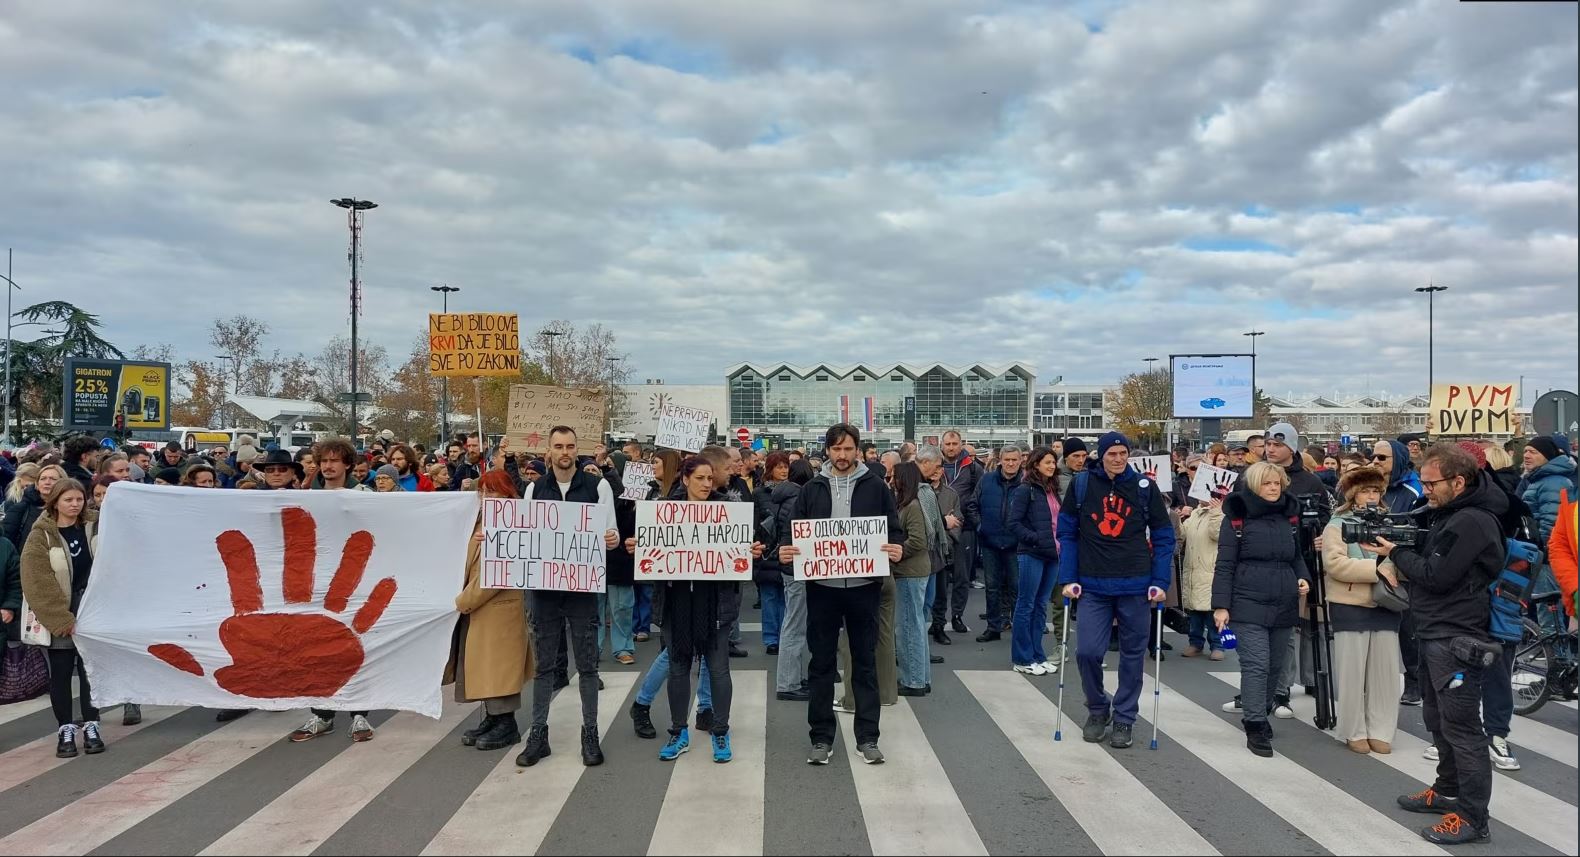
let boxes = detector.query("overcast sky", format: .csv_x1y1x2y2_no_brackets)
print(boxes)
2,0,1575,401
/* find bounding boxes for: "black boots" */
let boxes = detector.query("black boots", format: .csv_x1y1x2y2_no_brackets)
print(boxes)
474,715,520,751
516,726,551,767
462,714,498,747
630,702,657,739
581,725,605,766
930,624,952,645
1245,720,1274,757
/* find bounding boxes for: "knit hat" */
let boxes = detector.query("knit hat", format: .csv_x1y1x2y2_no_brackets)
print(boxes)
1552,434,1572,457
1265,422,1301,454
1062,437,1088,459
235,443,260,464
155,467,182,484
1527,436,1561,464
1339,466,1388,500
375,464,400,481
1456,441,1488,469
1096,431,1131,458
1186,453,1204,466
526,459,547,475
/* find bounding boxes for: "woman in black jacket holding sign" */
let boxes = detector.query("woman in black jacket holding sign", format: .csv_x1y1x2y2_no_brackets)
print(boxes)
1212,461,1312,758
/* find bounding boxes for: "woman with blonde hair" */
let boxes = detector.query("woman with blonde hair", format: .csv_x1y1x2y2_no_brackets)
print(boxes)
3,461,41,518
5,463,64,550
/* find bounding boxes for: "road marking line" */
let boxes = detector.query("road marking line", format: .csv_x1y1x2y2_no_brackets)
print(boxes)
0,706,183,794
0,696,53,727
648,671,768,856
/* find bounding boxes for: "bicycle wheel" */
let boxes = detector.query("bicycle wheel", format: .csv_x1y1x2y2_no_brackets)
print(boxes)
1512,618,1553,716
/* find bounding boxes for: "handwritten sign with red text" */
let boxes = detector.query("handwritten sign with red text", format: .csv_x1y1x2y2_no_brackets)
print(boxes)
1430,382,1519,436
633,501,754,581
791,517,891,581
481,498,607,592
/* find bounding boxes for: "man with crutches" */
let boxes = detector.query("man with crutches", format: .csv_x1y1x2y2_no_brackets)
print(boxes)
1055,432,1176,750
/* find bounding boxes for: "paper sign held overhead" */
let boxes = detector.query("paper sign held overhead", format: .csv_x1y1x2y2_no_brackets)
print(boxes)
654,403,712,453
621,462,656,501
429,313,521,377
1128,456,1174,493
1188,464,1239,503
791,517,891,581
506,385,607,454
1429,383,1520,436
633,501,754,581
480,498,607,593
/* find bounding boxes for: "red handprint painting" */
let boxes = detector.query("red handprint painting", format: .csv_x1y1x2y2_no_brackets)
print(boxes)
148,507,392,698
1092,494,1132,538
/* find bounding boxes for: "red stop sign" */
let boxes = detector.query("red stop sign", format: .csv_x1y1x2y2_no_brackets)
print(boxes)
736,427,751,444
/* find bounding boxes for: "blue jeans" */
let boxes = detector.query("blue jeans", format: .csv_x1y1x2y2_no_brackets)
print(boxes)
895,577,931,689
1012,555,1057,665
634,584,654,635
1188,610,1222,651
1074,592,1150,725
981,546,1018,632
596,585,635,656
924,572,937,614
760,581,786,647
637,647,713,710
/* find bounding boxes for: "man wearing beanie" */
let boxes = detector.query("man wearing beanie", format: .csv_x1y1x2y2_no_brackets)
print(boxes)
1520,435,1576,549
1057,437,1088,499
1057,431,1175,749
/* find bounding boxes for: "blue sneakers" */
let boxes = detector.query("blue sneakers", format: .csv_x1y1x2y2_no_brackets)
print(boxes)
659,728,690,761
712,731,732,763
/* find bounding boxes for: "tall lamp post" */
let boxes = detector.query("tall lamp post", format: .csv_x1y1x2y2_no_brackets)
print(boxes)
540,328,565,385
215,355,236,429
332,197,377,441
1243,329,1265,356
606,356,619,439
1415,284,1448,396
431,284,460,443
1143,356,1160,448
2,248,20,448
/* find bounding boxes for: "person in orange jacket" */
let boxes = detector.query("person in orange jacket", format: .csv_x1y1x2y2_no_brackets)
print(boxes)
1549,488,1578,629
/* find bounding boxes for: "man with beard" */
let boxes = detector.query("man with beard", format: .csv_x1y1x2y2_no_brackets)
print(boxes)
933,430,983,642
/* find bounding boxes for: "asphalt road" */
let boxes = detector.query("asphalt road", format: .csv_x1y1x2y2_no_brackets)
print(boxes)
0,585,1574,856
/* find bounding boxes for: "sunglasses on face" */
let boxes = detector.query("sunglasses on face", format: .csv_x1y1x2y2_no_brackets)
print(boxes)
1372,454,1390,461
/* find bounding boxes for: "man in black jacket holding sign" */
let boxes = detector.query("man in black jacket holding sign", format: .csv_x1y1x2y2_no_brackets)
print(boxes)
1361,443,1505,846
780,423,904,767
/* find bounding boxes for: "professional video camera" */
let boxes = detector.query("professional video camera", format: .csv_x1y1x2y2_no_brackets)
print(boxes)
1339,504,1422,547
1294,492,1330,530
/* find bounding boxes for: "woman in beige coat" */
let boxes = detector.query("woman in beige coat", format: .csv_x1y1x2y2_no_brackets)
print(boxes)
1178,495,1226,659
19,478,103,758
447,471,535,752
1321,467,1402,754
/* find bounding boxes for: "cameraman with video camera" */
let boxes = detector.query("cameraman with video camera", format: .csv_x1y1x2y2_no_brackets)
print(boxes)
1360,443,1506,845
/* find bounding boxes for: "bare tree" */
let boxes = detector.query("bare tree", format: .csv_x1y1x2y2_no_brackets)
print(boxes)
208,316,271,395
130,343,176,363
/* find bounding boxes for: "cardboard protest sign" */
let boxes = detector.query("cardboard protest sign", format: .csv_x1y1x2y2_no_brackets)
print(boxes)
633,500,754,580
480,498,607,593
1189,464,1239,503
429,313,521,377
1128,455,1174,492
653,403,712,453
75,483,478,718
621,462,656,501
1430,382,1519,436
506,385,606,454
791,517,891,581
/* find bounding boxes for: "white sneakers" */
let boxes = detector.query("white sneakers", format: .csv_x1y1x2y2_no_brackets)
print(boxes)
289,715,335,743
1222,698,1242,713
1423,744,1438,761
1040,661,1060,674
1013,663,1047,676
1489,736,1521,771
1273,703,1295,719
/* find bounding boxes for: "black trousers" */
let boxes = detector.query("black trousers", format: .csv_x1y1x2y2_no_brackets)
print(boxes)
807,582,881,746
1419,637,1492,831
48,648,99,727
531,591,600,730
931,530,975,626
1400,608,1421,692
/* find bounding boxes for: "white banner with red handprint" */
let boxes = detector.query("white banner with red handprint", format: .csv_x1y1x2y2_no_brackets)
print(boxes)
1127,455,1174,493
1188,463,1239,503
74,482,480,718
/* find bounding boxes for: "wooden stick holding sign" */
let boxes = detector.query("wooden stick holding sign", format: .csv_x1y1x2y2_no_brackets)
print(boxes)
481,498,608,592
632,500,756,580
791,517,891,581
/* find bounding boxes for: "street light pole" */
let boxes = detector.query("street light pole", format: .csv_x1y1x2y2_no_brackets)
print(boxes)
431,285,460,444
1415,284,1448,395
1143,357,1160,448
1243,329,1265,357
332,198,377,442
541,328,565,386
606,356,619,439
2,248,18,447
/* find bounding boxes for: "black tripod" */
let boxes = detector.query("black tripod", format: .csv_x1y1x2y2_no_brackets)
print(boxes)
1298,507,1337,730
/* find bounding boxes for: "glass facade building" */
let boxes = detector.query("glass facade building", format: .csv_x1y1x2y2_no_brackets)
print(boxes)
726,363,1035,447
1032,385,1111,443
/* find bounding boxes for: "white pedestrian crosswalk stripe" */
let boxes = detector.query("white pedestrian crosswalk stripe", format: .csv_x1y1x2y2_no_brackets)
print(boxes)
0,665,1573,856
1208,672,1580,855
0,696,52,727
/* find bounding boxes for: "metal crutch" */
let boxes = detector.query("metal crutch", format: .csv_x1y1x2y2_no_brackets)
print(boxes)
1053,597,1072,742
1151,602,1164,750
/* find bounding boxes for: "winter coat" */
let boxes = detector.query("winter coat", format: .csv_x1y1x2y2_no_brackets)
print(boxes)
1056,464,1175,596
941,454,984,529
761,480,802,579
607,491,637,589
1389,471,1508,642
892,501,933,579
1521,455,1577,543
931,481,962,555
3,485,45,552
1382,440,1423,514
1178,501,1224,612
1008,479,1060,561
975,468,1021,551
1211,491,1311,628
1550,488,1577,618
1322,513,1399,610
0,537,20,642
444,536,534,699
789,464,905,589
20,510,100,646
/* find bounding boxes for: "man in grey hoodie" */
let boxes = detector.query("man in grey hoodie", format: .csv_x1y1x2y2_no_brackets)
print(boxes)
780,423,905,766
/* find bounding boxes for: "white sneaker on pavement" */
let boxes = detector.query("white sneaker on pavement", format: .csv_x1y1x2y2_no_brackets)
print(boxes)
1273,703,1295,719
350,714,375,742
1012,663,1047,676
1423,744,1439,761
1489,736,1521,771
1039,661,1059,674
289,715,334,743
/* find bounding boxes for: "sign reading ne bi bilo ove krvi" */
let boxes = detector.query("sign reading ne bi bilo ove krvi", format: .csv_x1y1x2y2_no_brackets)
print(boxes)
63,358,172,432
428,313,521,377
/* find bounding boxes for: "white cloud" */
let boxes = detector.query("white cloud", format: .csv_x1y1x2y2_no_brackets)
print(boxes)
0,0,1573,400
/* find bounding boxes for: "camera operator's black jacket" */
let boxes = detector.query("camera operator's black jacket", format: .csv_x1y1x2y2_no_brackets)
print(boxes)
1212,490,1312,628
1390,472,1507,642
